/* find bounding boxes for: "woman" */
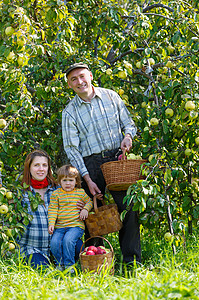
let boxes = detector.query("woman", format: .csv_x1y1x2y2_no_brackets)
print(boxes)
18,149,83,268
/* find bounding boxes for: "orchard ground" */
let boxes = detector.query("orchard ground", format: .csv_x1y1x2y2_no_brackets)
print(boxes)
0,228,199,299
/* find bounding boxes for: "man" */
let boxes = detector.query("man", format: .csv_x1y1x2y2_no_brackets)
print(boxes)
62,62,141,264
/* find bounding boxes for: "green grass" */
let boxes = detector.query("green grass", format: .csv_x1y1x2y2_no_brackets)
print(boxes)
0,230,199,299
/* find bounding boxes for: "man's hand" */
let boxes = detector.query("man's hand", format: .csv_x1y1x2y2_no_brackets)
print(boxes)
121,134,132,152
83,174,103,198
48,225,54,235
79,208,88,220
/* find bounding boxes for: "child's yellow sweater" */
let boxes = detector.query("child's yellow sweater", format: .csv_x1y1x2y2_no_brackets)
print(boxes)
48,188,93,230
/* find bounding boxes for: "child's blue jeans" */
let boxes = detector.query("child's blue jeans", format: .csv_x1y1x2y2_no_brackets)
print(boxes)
50,227,84,267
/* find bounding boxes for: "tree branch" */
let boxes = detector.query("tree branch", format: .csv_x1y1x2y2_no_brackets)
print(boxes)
143,3,174,13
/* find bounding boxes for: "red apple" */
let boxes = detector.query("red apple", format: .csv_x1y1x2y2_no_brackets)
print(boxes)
87,246,98,253
118,154,126,160
96,248,104,255
97,246,106,250
86,250,95,255
97,246,106,254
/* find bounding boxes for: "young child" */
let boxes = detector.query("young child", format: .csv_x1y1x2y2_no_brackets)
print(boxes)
48,165,93,271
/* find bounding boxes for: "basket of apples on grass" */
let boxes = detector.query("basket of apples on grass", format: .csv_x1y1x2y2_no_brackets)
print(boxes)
80,236,114,274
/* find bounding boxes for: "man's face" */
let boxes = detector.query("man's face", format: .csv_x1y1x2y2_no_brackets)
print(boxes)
67,68,93,97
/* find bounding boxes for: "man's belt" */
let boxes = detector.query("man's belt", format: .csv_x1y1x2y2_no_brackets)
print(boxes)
85,148,122,159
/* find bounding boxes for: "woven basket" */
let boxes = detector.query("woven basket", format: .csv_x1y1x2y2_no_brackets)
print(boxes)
100,150,147,191
80,236,114,274
85,195,123,237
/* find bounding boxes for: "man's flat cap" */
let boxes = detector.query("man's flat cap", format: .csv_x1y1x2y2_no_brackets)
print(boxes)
65,62,89,77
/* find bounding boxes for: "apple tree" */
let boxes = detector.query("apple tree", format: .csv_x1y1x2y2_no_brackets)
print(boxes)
0,0,199,256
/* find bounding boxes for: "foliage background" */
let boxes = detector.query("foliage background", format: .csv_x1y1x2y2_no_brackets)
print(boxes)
0,0,199,255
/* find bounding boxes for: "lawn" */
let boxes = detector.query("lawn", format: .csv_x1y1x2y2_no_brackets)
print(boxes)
0,229,198,299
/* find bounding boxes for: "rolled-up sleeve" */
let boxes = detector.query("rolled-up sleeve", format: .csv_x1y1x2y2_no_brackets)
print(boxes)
62,109,88,177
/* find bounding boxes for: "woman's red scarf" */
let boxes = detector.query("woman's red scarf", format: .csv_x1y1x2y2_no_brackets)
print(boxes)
31,177,49,189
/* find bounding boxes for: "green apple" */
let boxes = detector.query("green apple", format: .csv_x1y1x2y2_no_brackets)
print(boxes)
185,101,195,111
0,187,7,195
0,118,7,129
150,117,159,126
5,26,14,36
118,89,124,96
17,37,26,47
106,68,112,75
164,232,174,242
136,61,142,69
195,137,199,145
8,242,15,251
124,61,132,70
127,153,136,160
166,61,174,68
148,58,155,66
165,108,174,118
141,102,147,108
148,154,154,163
17,56,24,66
6,191,13,200
7,51,15,61
171,119,176,127
0,204,9,214
167,45,175,53
189,111,198,120
185,148,192,156
44,118,51,125
118,71,127,79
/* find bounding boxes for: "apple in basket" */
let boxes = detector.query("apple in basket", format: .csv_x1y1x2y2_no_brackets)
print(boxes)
96,246,106,255
86,250,96,255
118,154,126,160
87,246,98,253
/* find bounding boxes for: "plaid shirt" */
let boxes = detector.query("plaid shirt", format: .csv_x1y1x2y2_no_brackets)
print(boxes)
17,185,56,258
62,86,137,177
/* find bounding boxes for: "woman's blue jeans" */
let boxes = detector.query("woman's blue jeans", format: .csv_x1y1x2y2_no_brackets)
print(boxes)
50,227,84,267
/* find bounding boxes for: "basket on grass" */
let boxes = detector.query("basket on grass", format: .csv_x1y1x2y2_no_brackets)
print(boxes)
85,195,123,237
79,236,114,274
100,149,147,191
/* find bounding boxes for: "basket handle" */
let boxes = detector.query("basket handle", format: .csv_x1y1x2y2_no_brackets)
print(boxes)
93,195,105,214
80,235,114,255
122,148,127,160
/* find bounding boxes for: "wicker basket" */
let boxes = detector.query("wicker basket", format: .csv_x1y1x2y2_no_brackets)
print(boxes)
79,236,114,274
85,195,123,237
100,150,147,191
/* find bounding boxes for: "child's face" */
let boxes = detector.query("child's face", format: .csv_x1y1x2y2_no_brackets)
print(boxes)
60,176,76,192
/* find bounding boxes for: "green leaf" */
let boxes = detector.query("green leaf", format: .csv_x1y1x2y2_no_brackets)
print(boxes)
164,168,173,185
23,183,29,189
163,120,168,134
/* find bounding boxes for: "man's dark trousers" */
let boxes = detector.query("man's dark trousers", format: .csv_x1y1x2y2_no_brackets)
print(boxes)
82,152,141,263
